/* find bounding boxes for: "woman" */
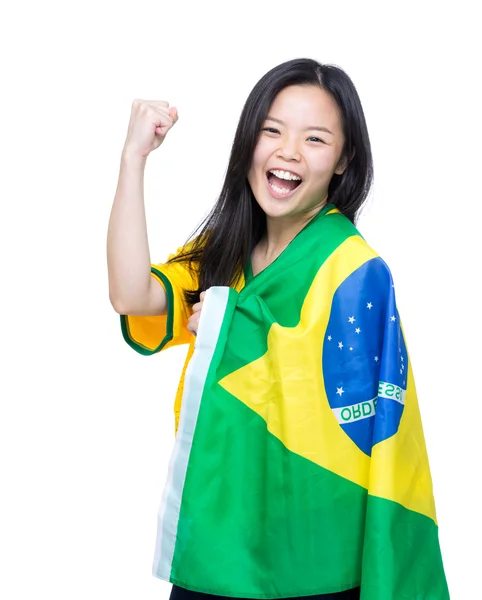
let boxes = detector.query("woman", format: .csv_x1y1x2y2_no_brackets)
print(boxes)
107,59,449,600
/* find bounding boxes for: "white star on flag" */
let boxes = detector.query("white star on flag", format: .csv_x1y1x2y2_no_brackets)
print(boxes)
348,316,356,324
355,328,361,334
336,387,345,396
338,342,344,350
367,302,373,309
328,336,332,341
350,347,354,351
374,356,379,362
390,315,396,322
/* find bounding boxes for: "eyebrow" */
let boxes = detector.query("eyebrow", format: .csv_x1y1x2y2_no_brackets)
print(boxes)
265,116,334,136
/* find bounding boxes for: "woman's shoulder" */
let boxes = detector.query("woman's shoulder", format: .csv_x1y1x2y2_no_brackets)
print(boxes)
326,214,395,288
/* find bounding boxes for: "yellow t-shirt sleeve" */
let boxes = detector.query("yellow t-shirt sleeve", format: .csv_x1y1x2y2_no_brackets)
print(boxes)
120,248,197,355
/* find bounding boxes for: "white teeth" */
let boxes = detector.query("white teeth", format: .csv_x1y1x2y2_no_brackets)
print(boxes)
268,181,292,195
269,169,301,181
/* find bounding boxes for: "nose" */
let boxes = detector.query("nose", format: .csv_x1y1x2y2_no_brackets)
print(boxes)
276,137,301,162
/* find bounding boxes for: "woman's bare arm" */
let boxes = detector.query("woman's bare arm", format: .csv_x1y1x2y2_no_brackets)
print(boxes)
107,151,167,315
107,100,178,315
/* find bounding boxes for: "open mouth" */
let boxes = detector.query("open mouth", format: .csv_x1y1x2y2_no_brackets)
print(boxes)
266,170,302,198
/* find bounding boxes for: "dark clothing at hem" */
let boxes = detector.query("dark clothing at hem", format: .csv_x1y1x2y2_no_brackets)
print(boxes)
170,584,361,600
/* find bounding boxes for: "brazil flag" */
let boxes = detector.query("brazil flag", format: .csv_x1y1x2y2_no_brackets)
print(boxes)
150,206,449,599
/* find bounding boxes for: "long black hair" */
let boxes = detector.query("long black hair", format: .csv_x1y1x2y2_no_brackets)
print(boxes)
169,58,374,306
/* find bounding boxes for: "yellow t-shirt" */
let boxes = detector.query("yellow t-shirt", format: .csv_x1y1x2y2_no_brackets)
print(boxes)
120,246,245,432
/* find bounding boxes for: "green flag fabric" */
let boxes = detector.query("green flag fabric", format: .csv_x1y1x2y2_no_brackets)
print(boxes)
150,205,449,599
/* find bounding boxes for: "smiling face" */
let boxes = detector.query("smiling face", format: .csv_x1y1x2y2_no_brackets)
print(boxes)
247,84,347,223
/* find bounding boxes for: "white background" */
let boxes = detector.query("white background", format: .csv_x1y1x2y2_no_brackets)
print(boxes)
1,1,480,598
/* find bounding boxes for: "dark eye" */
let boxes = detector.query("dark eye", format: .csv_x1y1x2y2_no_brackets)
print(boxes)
262,127,280,134
308,136,324,143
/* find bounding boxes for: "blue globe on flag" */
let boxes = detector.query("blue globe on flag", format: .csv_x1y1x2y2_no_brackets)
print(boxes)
323,258,408,456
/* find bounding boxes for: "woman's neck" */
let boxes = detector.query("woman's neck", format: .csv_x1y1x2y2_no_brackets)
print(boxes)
259,204,326,260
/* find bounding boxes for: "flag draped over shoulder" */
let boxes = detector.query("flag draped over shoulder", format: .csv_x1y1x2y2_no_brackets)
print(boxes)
152,205,449,599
